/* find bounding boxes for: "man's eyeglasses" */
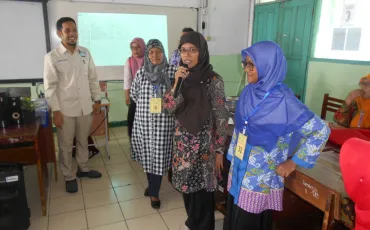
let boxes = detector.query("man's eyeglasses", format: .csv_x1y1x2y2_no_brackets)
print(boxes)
180,48,198,55
241,61,254,70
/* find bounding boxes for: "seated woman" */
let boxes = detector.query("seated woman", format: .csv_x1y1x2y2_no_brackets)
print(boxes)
333,74,370,129
223,41,330,230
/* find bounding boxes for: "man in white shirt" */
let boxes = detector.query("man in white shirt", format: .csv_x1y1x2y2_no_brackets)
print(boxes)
44,17,102,193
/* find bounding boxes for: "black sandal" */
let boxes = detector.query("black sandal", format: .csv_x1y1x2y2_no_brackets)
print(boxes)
150,198,161,209
144,187,149,197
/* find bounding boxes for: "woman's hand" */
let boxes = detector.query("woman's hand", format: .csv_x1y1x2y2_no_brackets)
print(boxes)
276,159,297,178
173,66,189,90
345,89,363,106
216,153,224,173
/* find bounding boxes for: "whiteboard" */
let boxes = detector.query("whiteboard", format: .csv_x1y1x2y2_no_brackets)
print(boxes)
47,1,197,81
0,1,47,81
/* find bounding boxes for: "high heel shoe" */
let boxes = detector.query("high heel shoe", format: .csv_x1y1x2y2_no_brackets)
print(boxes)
150,198,161,209
144,187,149,197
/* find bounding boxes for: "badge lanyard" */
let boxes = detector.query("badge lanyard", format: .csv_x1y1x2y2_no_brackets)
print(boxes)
241,83,281,134
153,86,159,98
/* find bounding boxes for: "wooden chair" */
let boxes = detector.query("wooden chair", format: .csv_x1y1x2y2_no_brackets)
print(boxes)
321,94,345,120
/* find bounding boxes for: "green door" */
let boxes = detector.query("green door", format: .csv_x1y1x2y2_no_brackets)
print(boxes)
252,3,280,43
277,0,315,101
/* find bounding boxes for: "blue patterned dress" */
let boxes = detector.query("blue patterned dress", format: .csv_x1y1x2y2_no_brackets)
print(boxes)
227,115,330,213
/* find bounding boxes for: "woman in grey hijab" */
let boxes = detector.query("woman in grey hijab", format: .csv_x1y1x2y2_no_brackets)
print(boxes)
130,39,176,209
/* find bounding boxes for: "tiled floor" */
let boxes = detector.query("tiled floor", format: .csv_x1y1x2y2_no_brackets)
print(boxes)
25,126,224,230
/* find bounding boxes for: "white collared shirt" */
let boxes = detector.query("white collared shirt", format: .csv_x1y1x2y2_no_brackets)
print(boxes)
43,43,101,117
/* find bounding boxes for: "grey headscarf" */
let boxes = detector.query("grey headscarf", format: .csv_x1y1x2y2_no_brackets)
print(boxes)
144,39,171,96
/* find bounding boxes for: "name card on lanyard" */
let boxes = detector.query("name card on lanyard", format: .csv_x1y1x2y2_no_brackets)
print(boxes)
150,85,162,114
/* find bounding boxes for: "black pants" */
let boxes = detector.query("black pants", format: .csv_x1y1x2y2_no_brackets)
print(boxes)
147,173,162,198
223,194,273,230
127,101,136,140
183,190,215,230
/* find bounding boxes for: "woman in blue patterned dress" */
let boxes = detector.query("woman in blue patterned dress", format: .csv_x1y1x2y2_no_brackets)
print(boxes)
223,41,330,230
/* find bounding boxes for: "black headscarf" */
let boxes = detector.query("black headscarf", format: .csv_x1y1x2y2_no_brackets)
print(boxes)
175,31,217,135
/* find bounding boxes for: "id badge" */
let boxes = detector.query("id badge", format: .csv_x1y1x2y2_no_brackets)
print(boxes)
150,98,162,114
235,133,247,160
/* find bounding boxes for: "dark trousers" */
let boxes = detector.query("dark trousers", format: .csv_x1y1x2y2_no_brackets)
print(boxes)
147,173,162,198
127,101,136,140
183,190,215,230
223,194,273,230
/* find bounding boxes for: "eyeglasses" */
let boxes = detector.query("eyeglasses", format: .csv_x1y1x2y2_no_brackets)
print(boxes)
180,48,198,55
241,61,254,70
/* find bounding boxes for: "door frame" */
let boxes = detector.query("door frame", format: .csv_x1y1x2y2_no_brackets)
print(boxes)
250,0,319,103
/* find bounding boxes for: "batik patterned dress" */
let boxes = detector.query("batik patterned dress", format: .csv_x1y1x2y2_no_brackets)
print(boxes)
227,115,330,213
163,75,229,193
130,65,177,176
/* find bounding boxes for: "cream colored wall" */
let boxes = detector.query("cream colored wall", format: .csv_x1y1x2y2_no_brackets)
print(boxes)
305,61,370,119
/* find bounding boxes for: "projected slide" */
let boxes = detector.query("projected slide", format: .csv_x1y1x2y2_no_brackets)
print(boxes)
78,13,168,66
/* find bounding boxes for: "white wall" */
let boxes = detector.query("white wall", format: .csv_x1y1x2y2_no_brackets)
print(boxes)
49,0,251,56
50,0,200,8
202,0,251,55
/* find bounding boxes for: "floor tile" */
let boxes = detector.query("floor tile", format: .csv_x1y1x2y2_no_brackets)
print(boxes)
215,210,225,220
126,214,168,230
81,176,112,193
48,210,87,230
89,221,128,230
119,197,158,219
106,163,134,176
86,203,124,228
114,184,145,202
160,178,176,194
83,188,118,208
101,143,125,156
110,172,141,187
88,155,105,167
112,131,128,139
88,165,109,177
160,207,187,230
117,138,130,146
136,171,148,184
28,197,46,219
29,216,48,230
49,194,84,215
159,191,184,212
103,154,128,165
215,219,224,230
130,161,143,173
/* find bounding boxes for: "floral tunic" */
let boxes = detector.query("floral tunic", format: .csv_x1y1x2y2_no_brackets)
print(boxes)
163,75,229,193
227,115,330,213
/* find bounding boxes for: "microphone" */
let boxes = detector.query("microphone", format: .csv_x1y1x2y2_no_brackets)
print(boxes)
174,63,188,98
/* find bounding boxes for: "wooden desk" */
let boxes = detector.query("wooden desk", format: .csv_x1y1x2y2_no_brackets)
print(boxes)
285,151,354,230
0,119,56,216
